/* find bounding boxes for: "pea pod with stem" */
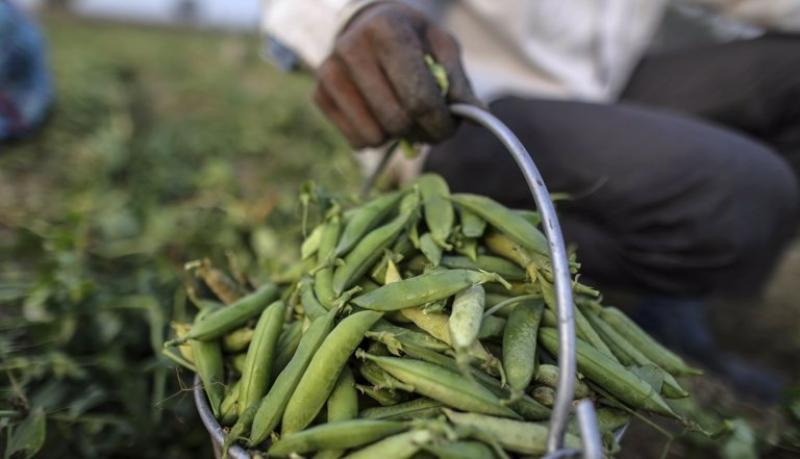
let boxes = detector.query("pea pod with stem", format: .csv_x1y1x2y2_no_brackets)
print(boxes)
314,213,341,308
335,191,404,257
417,173,454,248
166,283,279,344
443,409,581,456
502,300,544,397
238,300,286,413
315,366,359,459
451,194,548,255
300,277,328,320
351,269,509,311
190,307,225,417
458,206,487,239
419,232,443,266
332,193,419,295
249,309,337,446
342,429,433,459
360,398,443,421
583,307,688,398
599,307,702,376
367,331,550,421
282,310,383,434
359,352,519,419
269,420,408,457
271,320,303,379
538,327,678,418
440,255,526,281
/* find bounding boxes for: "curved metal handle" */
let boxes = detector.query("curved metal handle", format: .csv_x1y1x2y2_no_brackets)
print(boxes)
194,375,250,459
449,104,601,457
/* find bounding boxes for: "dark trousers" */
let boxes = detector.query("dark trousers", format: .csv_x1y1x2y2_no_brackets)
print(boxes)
425,36,800,298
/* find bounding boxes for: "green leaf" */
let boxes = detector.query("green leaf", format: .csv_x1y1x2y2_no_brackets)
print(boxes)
6,408,46,459
721,419,758,459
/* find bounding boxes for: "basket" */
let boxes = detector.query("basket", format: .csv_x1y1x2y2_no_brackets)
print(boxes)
193,104,606,459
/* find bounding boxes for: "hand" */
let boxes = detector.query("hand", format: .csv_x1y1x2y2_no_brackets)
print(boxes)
314,2,479,149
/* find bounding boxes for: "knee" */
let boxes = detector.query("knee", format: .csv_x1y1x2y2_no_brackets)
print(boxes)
622,139,798,296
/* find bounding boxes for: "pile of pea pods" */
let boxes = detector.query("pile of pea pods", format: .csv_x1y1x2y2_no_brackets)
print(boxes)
165,174,704,458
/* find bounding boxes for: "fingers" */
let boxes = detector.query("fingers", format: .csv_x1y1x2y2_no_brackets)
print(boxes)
335,34,412,138
317,58,385,147
426,26,482,108
372,22,455,142
313,83,368,148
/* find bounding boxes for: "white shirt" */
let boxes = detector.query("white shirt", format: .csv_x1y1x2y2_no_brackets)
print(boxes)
262,0,800,182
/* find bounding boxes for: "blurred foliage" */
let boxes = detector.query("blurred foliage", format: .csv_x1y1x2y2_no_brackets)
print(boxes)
0,13,358,458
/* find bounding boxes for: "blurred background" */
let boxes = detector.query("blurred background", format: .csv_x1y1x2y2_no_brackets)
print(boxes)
0,2,798,458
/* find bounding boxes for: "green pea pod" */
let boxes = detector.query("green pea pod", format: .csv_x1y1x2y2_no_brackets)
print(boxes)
361,353,519,419
301,223,324,260
332,194,419,295
301,277,328,320
444,409,581,455
231,353,247,374
417,174,454,247
371,320,451,353
441,255,526,281
190,309,225,417
359,398,443,421
419,232,443,266
538,328,678,418
269,420,407,457
351,269,503,311
567,407,629,437
531,386,555,407
239,300,286,413
357,384,409,406
174,283,279,343
272,321,303,379
458,206,487,239
370,335,549,421
336,191,404,257
449,285,485,351
451,194,548,254
540,278,617,362
343,429,432,459
583,308,688,398
222,327,254,353
315,215,342,308
359,359,414,392
533,364,591,399
600,307,702,376
282,310,383,434
249,309,337,446
222,403,258,458
219,379,241,426
316,367,359,459
422,441,494,459
503,300,544,393
477,315,506,340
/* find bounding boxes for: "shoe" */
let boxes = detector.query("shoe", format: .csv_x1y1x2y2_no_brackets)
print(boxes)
630,297,785,403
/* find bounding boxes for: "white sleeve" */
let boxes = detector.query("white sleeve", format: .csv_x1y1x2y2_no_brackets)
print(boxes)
261,0,393,69
685,0,800,32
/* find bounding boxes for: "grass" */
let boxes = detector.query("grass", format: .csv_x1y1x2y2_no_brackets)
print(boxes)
0,13,357,458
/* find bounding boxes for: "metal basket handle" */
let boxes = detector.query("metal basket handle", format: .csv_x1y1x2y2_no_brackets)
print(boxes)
448,104,601,458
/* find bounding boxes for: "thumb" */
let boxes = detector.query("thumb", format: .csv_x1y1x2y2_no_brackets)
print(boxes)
426,26,485,109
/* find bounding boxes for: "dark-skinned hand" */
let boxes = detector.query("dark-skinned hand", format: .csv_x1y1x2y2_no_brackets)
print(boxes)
314,2,479,149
